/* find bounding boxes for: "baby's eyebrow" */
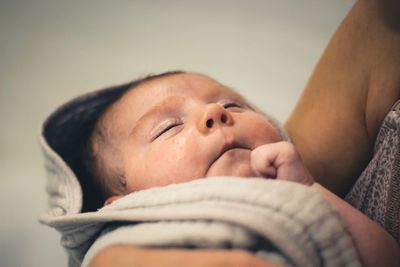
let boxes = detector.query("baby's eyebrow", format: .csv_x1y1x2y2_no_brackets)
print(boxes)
129,97,186,136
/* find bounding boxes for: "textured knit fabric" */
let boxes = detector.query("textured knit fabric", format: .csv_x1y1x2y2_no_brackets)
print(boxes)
40,177,361,267
345,100,400,243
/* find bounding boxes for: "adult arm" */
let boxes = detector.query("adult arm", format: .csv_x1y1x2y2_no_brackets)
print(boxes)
285,0,400,196
89,246,283,267
312,183,400,267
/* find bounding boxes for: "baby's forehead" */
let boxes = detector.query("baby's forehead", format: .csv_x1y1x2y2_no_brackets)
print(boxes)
115,73,242,112
128,73,240,102
98,73,247,136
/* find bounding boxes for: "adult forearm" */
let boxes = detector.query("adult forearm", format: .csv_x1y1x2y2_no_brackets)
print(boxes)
89,245,284,267
312,183,400,267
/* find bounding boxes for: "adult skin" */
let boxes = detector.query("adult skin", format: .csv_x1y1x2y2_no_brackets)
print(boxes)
286,0,400,197
91,247,283,267
90,1,400,266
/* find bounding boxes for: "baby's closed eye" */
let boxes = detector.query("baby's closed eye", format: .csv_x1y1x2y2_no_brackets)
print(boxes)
218,99,246,112
151,118,183,140
223,102,241,109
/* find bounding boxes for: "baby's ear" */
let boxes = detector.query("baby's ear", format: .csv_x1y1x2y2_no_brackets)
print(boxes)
104,195,123,206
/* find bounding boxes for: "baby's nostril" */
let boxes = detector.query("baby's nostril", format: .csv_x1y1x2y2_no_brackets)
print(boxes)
221,114,227,123
206,119,214,128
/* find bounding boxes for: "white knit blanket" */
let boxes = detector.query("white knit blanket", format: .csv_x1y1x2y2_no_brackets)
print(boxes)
40,177,361,267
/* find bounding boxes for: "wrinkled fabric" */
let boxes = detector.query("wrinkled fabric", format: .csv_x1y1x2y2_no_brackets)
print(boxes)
41,177,361,267
346,100,400,243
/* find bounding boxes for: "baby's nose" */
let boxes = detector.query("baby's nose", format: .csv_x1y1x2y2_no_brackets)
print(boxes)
198,104,233,134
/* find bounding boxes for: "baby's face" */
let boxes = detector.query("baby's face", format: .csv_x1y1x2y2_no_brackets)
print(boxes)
97,73,281,194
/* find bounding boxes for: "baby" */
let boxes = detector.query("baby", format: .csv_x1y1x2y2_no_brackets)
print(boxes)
82,71,398,267
84,71,313,205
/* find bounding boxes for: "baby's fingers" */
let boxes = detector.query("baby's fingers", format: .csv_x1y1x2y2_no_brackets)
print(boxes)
250,144,279,178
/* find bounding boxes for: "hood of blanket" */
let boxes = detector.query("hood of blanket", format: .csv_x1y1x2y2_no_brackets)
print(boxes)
39,83,134,217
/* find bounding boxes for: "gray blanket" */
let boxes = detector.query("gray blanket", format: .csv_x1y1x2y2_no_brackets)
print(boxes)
40,177,361,267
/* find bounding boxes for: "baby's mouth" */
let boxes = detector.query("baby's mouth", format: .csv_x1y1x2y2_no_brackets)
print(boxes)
206,142,250,177
220,144,245,157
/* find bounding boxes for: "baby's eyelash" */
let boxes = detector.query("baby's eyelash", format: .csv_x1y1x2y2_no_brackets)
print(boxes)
152,119,183,140
222,102,242,109
158,123,179,136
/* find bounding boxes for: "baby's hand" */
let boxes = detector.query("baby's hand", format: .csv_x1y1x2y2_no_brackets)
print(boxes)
250,141,314,185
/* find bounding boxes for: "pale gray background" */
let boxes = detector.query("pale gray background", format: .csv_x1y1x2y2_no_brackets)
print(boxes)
0,0,355,266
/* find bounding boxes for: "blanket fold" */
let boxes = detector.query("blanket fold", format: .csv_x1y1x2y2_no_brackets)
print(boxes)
40,177,361,267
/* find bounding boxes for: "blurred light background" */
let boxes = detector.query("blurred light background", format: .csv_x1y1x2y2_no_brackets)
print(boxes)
0,0,355,266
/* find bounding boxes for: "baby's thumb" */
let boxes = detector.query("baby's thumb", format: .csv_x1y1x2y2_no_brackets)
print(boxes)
250,146,277,178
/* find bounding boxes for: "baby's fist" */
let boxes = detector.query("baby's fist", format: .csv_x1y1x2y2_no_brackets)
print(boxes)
250,141,314,185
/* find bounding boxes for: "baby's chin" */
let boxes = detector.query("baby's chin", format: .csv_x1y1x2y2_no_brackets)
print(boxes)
206,148,259,178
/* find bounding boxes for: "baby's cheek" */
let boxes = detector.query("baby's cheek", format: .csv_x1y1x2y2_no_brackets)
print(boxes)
146,138,199,185
241,113,282,144
124,147,168,191
171,136,190,162
234,162,258,177
252,123,281,147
